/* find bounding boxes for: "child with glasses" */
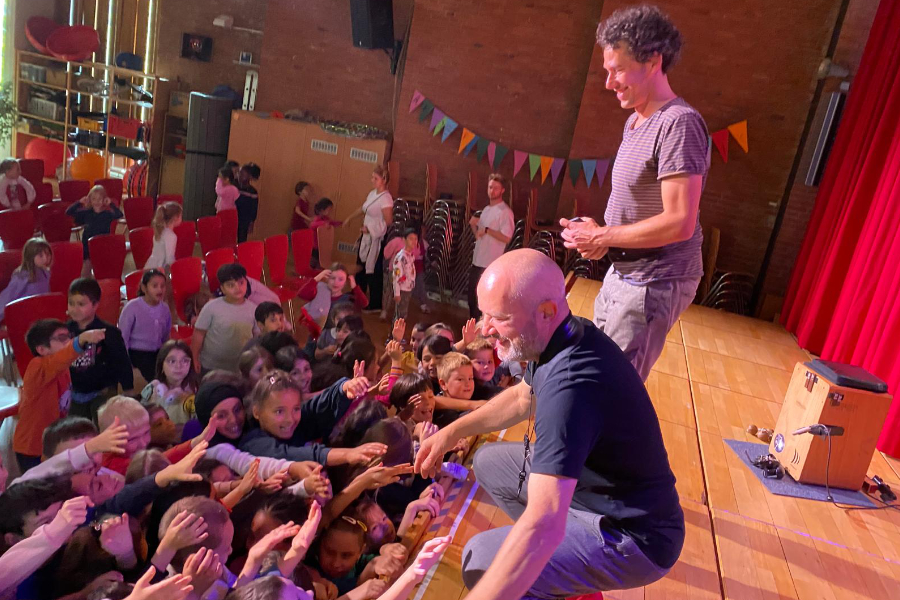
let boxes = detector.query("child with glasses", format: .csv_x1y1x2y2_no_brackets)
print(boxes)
140,340,200,427
13,319,106,471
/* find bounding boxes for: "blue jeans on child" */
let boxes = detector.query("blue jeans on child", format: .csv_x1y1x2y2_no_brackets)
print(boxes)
462,442,671,599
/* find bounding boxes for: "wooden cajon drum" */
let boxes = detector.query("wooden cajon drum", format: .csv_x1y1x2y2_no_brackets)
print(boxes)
769,361,891,489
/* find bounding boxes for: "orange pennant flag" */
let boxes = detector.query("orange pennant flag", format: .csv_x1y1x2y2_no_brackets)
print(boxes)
458,129,476,154
727,120,749,153
540,156,553,184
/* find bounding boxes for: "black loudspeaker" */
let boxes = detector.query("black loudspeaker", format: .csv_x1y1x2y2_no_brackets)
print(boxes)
350,0,394,49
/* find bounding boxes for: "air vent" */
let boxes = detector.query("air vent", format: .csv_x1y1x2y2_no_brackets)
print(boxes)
311,139,338,155
350,148,378,163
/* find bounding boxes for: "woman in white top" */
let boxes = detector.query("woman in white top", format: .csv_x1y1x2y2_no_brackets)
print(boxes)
345,165,393,310
145,201,182,269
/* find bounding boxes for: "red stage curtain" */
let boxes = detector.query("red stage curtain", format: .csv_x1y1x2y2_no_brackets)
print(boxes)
781,0,900,456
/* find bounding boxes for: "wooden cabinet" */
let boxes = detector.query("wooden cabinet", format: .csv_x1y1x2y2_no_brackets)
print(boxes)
227,112,389,266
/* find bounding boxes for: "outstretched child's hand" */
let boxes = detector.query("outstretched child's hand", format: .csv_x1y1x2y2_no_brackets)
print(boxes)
260,465,290,494
78,329,106,346
126,567,192,600
159,511,208,552
386,339,403,363
358,462,413,489
191,420,218,448
346,443,388,467
356,578,387,599
234,458,261,497
352,360,366,379
155,441,206,487
410,536,451,579
391,318,406,343
314,269,333,283
461,318,477,346
342,376,369,400
302,464,330,498
46,496,93,540
99,514,135,563
413,420,439,442
183,548,223,598
85,417,128,455
290,502,321,557
246,522,300,566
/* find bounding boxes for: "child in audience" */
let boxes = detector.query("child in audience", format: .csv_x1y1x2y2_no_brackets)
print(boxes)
11,319,105,471
239,346,272,387
0,158,36,209
141,340,200,426
244,302,288,352
0,237,51,322
465,338,503,397
66,185,124,272
389,373,436,427
410,221,430,314
315,313,364,362
389,228,419,323
144,404,179,449
435,352,486,427
312,304,359,361
299,264,368,326
236,162,261,243
239,370,382,467
145,202,182,270
67,278,135,422
215,166,240,213
417,334,452,393
308,198,342,268
192,263,258,373
290,181,314,231
274,346,313,396
306,514,391,597
119,269,172,382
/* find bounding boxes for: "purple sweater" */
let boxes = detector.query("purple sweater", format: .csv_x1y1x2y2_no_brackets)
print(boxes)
118,297,172,352
0,269,50,321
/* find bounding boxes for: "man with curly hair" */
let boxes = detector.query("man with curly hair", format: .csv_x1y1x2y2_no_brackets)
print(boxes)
561,5,710,382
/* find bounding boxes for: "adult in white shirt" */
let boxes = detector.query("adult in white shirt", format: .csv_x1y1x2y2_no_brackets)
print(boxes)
346,165,394,311
468,173,515,318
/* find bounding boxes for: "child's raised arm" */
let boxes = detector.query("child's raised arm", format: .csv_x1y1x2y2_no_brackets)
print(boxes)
375,536,451,600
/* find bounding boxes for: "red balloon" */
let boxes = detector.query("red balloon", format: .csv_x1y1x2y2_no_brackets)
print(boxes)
24,138,70,178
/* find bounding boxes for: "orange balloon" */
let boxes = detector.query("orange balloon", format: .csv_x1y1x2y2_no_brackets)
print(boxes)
69,151,105,184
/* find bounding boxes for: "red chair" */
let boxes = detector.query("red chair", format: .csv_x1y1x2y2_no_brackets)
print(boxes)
197,216,222,256
0,249,22,292
174,220,196,260
157,193,183,205
49,241,83,293
124,269,145,300
264,234,301,324
37,202,77,243
205,248,236,293
6,292,68,377
96,278,122,324
0,209,36,251
123,196,154,230
58,180,91,204
237,241,264,281
170,257,202,323
128,227,154,270
170,324,193,341
290,229,319,278
18,158,45,188
95,178,123,206
88,234,126,281
217,209,238,249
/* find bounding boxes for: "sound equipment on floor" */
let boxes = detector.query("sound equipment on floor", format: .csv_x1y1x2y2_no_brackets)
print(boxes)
350,0,394,50
769,360,891,490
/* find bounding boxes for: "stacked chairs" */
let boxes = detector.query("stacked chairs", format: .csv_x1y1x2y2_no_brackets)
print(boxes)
423,198,466,303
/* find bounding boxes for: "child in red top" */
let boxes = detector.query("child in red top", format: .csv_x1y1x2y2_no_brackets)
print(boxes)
12,320,106,471
309,197,343,268
290,181,314,231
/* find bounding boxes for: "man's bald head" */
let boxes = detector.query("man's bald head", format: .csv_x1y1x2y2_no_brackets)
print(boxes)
480,249,567,311
477,250,570,361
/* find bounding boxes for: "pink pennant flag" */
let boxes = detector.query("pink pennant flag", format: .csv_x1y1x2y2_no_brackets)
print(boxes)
409,90,425,113
487,142,496,167
550,158,565,185
429,109,446,132
513,150,528,177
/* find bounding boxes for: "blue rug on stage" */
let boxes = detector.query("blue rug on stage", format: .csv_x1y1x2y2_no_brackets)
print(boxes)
724,439,875,508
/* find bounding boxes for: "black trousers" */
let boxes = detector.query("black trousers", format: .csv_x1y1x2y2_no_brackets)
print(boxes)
468,266,485,319
357,251,385,311
129,348,160,383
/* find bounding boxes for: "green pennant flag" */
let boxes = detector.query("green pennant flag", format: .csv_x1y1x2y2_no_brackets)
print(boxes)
418,100,434,123
476,138,490,161
493,144,509,169
528,154,541,180
568,159,583,185
433,118,446,136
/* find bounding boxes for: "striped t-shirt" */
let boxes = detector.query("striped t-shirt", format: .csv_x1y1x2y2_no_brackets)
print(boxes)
605,97,709,283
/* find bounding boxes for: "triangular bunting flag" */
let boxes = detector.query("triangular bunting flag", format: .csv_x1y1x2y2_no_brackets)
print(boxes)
513,151,528,176
418,100,434,122
429,109,445,132
711,129,729,163
409,90,425,113
432,118,445,136
441,118,458,142
458,128,476,154
582,159,597,186
594,158,610,187
540,156,553,184
727,120,749,153
528,154,541,181
550,158,565,185
475,138,490,162
568,159,583,185
487,142,496,167
463,135,479,157
493,145,509,169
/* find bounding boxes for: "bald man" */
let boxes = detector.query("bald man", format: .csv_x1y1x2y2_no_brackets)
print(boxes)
415,249,683,599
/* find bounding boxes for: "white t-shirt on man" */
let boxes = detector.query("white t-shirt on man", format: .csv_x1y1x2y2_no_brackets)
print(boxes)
472,201,515,268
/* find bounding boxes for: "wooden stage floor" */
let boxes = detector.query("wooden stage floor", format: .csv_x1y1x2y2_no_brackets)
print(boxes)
403,278,900,600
